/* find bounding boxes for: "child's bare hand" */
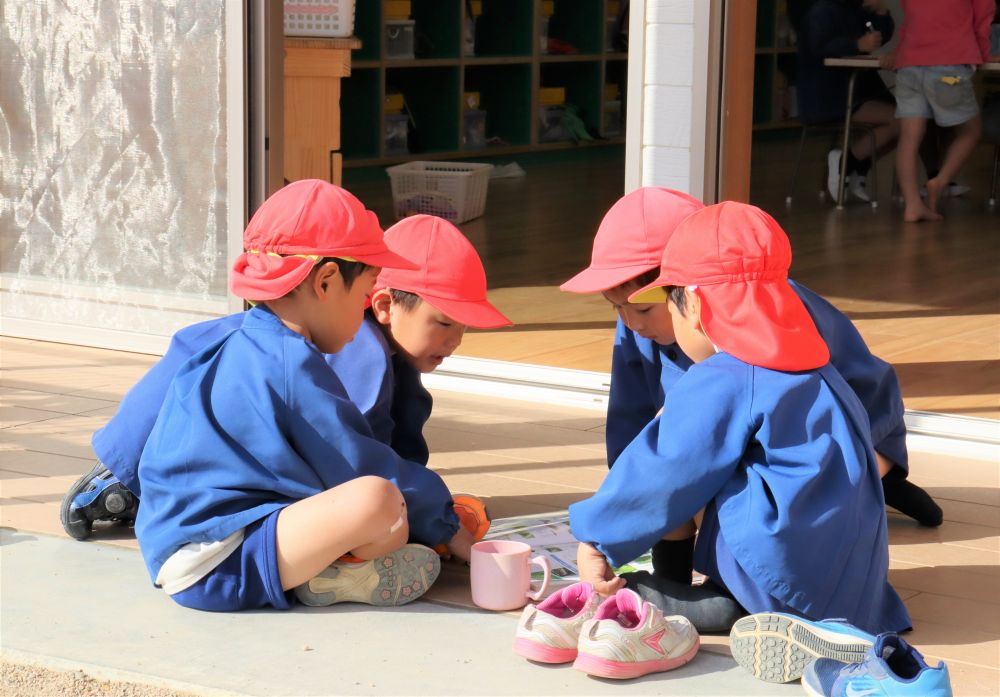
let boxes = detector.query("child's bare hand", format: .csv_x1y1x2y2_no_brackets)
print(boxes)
878,52,895,70
577,542,626,596
446,526,475,563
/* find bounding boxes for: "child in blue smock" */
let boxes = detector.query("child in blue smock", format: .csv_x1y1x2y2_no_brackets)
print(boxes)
362,213,513,461
560,188,940,623
132,180,475,612
61,215,510,541
569,202,912,641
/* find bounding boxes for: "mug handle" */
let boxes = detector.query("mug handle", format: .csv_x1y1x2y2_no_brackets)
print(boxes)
526,555,552,601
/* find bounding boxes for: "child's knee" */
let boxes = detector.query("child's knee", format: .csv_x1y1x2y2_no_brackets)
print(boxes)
350,476,406,528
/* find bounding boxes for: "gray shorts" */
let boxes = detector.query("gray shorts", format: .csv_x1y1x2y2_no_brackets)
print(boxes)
895,65,980,127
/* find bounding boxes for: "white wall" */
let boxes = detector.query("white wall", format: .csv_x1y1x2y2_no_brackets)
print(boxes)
626,0,713,198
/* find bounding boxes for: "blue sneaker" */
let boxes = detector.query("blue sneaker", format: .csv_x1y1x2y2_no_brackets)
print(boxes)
802,633,952,697
59,461,138,540
730,612,875,683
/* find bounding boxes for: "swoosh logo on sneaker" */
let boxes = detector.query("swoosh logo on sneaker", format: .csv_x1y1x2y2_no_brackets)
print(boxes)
845,681,880,697
641,628,666,655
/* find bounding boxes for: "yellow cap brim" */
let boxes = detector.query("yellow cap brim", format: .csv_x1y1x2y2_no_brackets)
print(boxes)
628,284,670,304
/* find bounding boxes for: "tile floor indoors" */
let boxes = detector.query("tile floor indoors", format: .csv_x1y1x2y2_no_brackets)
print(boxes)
1,335,998,695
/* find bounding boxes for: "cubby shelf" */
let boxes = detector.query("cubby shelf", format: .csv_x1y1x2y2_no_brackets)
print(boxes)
337,0,629,165
753,0,818,131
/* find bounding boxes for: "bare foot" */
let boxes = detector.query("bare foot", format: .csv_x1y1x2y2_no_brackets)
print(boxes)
903,203,944,223
925,178,944,213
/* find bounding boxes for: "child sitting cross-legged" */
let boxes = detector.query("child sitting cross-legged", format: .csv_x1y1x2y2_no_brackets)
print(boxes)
569,202,912,679
133,180,475,612
61,214,509,548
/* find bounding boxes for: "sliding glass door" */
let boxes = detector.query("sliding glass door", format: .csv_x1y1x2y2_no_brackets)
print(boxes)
0,0,246,353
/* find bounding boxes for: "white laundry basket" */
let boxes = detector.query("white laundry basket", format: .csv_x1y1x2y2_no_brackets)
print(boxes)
283,0,355,38
386,161,493,223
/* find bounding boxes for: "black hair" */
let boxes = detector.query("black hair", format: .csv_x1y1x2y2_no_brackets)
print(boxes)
388,288,422,311
312,257,374,289
666,285,689,315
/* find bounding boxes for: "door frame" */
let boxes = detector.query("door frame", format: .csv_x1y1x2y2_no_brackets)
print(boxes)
622,0,752,203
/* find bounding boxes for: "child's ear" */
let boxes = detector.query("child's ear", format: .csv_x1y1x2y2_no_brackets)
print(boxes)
685,288,707,335
313,260,341,298
685,287,700,316
370,288,393,325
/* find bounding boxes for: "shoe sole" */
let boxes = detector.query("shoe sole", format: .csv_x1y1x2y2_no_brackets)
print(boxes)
573,637,700,679
512,638,578,664
295,544,441,607
801,677,825,697
729,613,873,683
60,461,136,541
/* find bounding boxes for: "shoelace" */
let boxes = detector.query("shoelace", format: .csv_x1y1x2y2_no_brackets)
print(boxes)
843,662,868,676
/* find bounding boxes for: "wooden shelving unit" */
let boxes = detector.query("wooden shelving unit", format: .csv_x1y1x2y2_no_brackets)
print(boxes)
340,0,628,166
752,0,818,131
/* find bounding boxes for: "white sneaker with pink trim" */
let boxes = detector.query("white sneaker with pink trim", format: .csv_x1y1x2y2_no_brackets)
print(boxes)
573,588,700,679
513,582,602,664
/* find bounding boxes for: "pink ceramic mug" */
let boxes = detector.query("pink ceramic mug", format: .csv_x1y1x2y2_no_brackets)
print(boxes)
470,540,552,611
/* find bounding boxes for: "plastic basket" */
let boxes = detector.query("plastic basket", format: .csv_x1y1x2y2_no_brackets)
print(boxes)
283,0,355,38
386,161,493,223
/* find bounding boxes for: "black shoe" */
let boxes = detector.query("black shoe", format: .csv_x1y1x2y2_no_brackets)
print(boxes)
59,461,138,540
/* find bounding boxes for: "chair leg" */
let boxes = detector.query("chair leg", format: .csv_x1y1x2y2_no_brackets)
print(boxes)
990,145,999,208
786,127,809,206
867,128,878,209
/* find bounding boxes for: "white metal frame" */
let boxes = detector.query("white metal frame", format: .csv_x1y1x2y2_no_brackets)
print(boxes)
424,356,1000,459
623,0,647,194
227,0,250,317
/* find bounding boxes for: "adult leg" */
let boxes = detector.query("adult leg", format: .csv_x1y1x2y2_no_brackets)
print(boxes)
897,117,941,222
926,116,982,213
275,475,408,590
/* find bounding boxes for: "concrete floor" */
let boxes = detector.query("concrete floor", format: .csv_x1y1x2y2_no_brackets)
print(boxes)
2,336,998,695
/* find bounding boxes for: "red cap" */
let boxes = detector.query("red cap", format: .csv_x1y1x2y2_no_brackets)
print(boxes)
629,202,829,371
373,215,512,329
230,180,418,301
560,187,704,293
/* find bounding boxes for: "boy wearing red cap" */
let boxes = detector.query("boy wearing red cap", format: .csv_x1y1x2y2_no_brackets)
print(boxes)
560,188,939,624
131,180,472,612
569,202,911,651
61,214,509,545
346,213,512,463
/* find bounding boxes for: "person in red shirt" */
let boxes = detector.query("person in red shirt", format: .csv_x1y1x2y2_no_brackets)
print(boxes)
886,0,996,221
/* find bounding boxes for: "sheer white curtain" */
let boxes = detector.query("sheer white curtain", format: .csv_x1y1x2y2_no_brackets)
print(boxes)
0,0,244,353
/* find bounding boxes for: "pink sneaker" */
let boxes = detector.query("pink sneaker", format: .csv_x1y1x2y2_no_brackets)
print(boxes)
513,582,602,664
573,588,700,679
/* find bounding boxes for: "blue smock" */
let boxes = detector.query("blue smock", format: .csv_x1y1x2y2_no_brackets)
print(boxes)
606,280,908,471
327,320,432,466
92,312,431,495
134,306,459,583
570,352,911,634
